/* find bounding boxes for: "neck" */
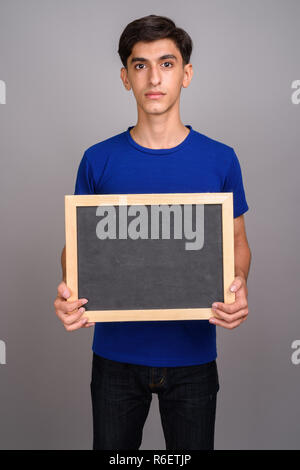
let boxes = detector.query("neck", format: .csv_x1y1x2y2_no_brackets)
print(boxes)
130,117,190,150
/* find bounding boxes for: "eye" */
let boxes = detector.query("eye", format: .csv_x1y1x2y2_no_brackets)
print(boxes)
135,63,145,70
134,62,174,70
162,61,173,68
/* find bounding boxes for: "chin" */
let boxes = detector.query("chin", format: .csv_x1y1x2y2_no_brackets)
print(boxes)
147,109,168,116
145,102,167,111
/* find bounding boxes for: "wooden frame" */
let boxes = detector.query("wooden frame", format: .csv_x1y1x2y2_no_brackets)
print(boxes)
65,193,235,322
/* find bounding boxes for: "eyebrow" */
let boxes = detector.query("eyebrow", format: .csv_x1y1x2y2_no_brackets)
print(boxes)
130,54,178,65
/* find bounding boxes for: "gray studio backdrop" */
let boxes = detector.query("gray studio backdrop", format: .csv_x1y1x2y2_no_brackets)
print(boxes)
0,0,299,450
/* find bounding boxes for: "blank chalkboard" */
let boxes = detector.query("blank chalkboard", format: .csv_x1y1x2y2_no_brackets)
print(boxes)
65,193,235,322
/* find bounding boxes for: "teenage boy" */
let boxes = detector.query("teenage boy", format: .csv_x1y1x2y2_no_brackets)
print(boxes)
54,14,251,450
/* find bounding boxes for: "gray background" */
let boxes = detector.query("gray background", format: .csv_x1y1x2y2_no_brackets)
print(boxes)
0,0,299,450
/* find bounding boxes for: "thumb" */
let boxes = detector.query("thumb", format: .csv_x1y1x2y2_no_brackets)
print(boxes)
58,281,71,299
230,278,242,292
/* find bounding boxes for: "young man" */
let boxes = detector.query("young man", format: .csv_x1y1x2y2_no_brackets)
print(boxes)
54,15,251,450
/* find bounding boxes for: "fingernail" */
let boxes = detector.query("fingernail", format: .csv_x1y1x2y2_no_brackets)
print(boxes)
209,318,216,323
212,303,218,308
81,299,88,305
230,286,236,292
79,307,85,313
63,289,70,298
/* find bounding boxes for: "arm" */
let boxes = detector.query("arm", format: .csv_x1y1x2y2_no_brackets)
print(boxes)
209,214,251,329
233,214,251,282
54,150,96,330
53,245,94,331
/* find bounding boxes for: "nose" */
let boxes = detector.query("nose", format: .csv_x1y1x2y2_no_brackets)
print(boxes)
149,65,161,87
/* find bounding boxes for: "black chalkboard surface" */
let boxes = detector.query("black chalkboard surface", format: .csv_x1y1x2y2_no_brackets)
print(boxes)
65,193,235,322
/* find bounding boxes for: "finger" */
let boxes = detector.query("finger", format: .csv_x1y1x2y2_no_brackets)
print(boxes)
82,322,95,328
62,307,88,326
64,298,89,313
209,316,247,329
57,307,91,326
54,297,88,321
211,307,248,323
54,297,88,315
54,299,70,321
211,300,247,314
64,316,90,332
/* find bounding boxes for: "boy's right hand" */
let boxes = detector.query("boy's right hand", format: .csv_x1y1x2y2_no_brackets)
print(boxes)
54,281,95,331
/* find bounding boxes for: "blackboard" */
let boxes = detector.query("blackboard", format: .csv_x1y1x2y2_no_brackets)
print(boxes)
65,193,235,322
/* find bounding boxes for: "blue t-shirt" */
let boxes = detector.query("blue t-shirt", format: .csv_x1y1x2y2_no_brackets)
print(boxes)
74,124,249,366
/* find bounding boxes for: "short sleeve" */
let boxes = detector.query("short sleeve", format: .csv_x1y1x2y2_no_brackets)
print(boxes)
74,152,95,195
223,148,249,218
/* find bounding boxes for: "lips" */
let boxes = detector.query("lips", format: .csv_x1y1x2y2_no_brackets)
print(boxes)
145,92,164,96
145,92,165,99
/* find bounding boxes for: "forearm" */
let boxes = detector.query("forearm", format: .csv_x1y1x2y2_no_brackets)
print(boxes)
61,245,66,282
234,241,251,282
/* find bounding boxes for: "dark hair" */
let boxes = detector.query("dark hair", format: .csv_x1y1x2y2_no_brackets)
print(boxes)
118,14,193,69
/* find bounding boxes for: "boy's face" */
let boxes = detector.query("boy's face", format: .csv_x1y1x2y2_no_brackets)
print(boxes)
120,38,193,116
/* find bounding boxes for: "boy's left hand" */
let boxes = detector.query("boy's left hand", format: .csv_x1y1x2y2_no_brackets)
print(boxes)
209,275,249,329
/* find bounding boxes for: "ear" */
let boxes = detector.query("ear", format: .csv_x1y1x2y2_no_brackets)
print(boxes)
182,64,193,89
120,67,132,91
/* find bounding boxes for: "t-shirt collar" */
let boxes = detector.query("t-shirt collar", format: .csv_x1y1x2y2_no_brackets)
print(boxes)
126,125,193,155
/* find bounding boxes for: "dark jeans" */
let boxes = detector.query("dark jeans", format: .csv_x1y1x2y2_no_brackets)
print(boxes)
90,352,220,450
